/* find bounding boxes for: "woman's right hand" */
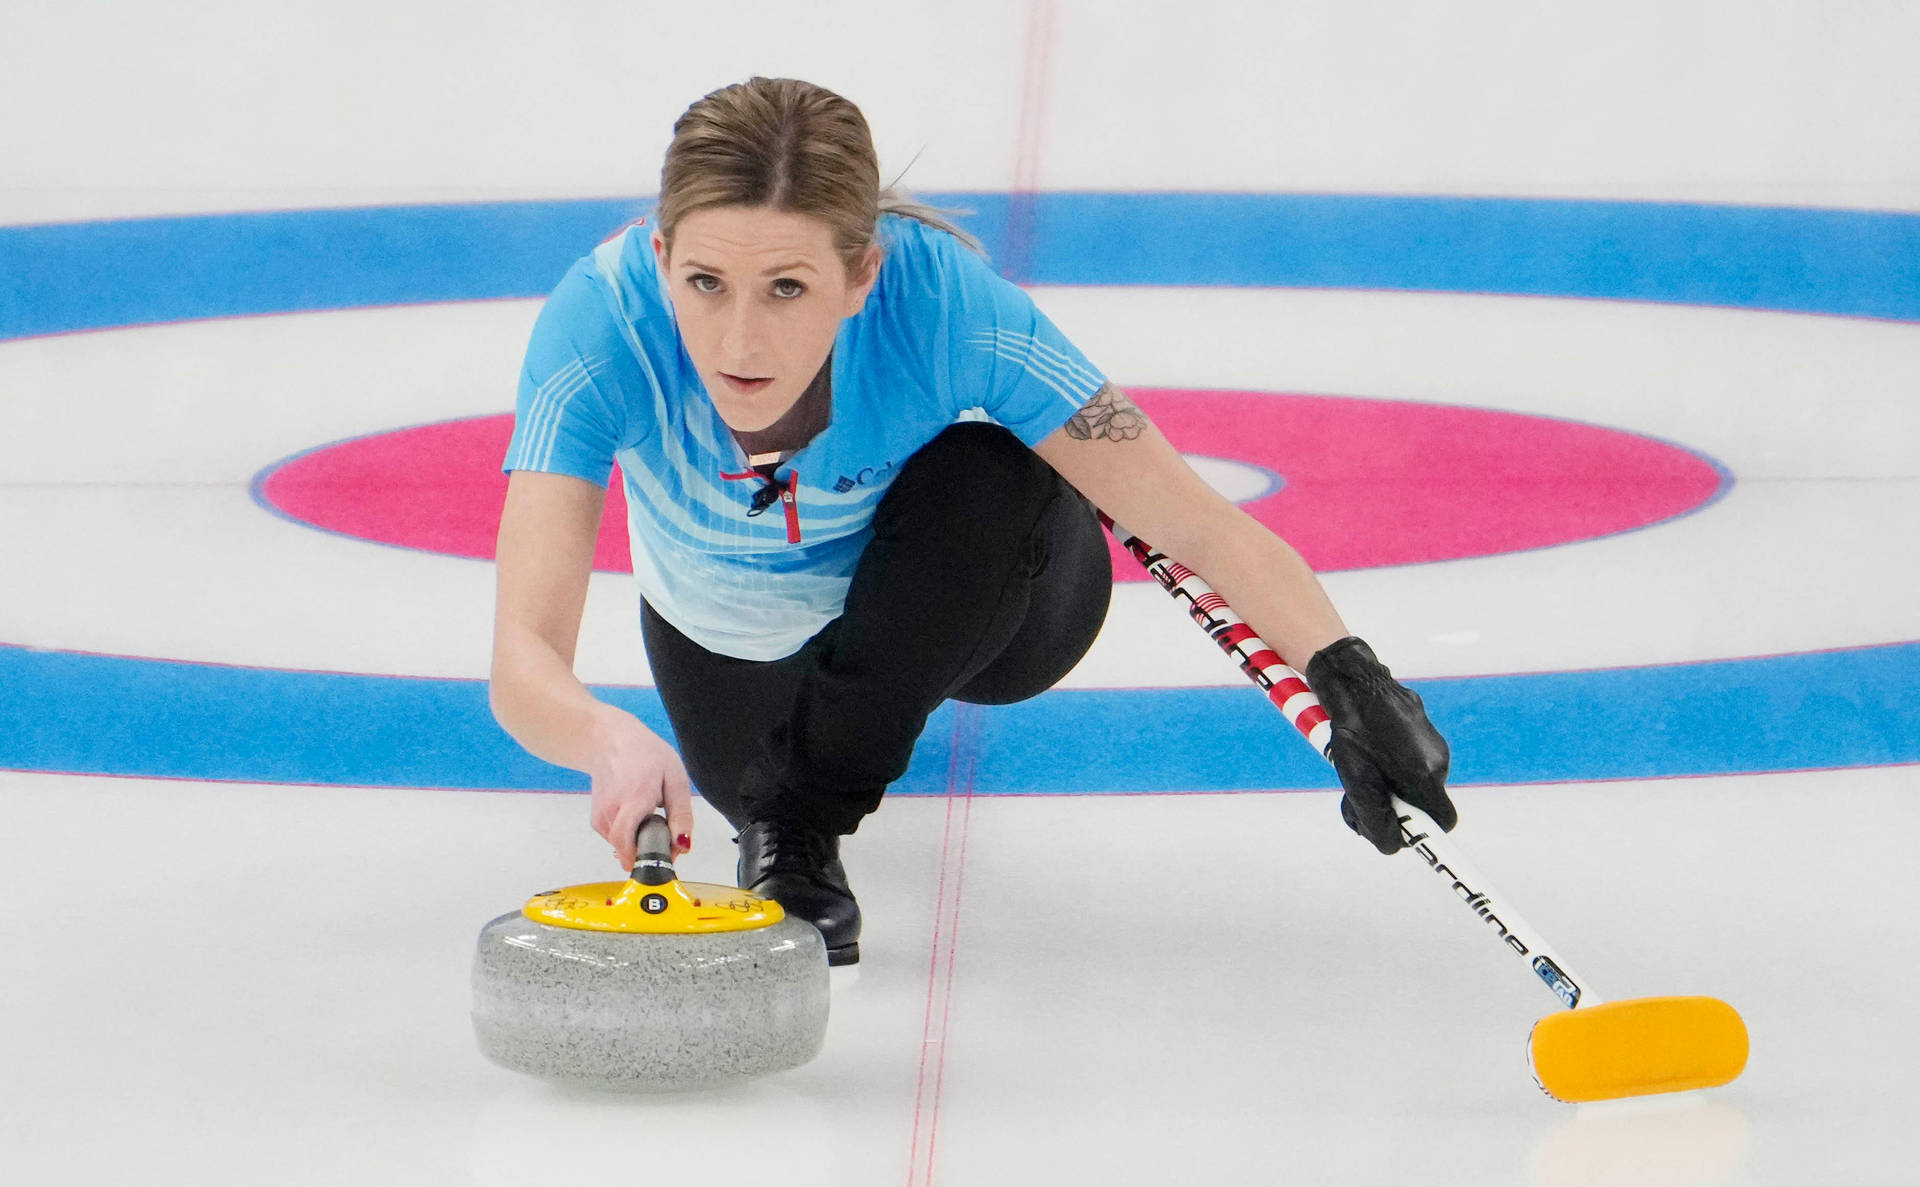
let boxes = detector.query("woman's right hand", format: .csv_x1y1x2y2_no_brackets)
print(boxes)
586,704,696,870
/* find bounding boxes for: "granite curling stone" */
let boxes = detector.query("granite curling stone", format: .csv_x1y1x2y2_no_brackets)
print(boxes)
472,814,829,1090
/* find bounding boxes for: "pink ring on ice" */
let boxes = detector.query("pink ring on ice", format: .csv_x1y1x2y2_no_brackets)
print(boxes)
252,389,1730,579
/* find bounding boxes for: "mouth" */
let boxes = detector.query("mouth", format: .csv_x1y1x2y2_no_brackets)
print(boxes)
720,373,773,395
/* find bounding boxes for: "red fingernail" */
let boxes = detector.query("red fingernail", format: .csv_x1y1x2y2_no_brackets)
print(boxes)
676,833,691,852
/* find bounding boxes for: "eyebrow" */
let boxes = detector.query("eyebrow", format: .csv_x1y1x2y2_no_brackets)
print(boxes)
681,258,819,276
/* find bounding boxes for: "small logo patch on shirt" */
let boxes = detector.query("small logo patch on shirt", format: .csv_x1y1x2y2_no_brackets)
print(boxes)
833,462,896,493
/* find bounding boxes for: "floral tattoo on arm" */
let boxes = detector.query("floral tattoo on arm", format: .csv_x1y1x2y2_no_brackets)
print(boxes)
1064,383,1146,442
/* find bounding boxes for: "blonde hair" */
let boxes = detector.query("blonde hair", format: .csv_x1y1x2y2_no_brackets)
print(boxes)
655,76,986,277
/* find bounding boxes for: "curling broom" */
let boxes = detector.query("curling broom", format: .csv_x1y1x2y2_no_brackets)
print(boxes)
1104,516,1749,1103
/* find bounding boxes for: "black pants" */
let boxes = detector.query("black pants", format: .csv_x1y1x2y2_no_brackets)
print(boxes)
642,422,1112,835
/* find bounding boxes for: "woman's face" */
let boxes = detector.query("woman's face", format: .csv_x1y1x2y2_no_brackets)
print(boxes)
653,205,880,433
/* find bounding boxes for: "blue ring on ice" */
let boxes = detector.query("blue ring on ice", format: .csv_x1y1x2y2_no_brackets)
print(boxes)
7,193,1920,342
2,641,1914,792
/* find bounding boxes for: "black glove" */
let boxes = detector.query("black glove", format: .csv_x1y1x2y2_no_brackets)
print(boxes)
1304,636,1455,854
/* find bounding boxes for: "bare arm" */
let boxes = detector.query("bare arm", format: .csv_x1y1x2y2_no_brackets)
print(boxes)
490,468,694,863
1032,383,1349,670
490,469,617,765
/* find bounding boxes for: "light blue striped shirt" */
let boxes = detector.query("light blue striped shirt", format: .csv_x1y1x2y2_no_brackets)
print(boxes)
503,213,1108,660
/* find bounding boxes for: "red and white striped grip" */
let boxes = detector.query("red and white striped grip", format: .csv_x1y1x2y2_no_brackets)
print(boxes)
1103,516,1334,758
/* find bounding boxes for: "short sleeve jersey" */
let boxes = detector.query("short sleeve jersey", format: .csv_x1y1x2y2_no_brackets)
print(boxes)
502,212,1109,661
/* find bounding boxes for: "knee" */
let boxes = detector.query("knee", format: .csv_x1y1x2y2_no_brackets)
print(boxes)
881,422,1057,525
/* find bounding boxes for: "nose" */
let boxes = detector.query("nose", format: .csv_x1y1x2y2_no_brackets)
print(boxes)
719,296,768,370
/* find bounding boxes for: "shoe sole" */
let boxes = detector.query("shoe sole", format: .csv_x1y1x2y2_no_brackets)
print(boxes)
827,942,860,967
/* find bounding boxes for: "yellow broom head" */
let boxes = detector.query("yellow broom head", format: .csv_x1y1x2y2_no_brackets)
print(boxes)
1529,996,1748,1103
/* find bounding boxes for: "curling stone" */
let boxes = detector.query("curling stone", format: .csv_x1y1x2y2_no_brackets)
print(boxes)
471,813,829,1090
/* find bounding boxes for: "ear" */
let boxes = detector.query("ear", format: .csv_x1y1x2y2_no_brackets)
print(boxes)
841,244,883,317
651,230,670,272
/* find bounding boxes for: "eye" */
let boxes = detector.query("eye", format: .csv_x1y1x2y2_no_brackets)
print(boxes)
773,278,806,299
688,274,721,294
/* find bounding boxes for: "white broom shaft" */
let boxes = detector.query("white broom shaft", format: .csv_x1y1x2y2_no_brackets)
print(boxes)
1107,518,1602,1011
1386,800,1600,1009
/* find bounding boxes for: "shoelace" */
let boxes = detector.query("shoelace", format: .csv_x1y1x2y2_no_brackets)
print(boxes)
740,818,833,878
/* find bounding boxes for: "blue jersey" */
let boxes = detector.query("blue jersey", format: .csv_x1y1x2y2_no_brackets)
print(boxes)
502,212,1108,660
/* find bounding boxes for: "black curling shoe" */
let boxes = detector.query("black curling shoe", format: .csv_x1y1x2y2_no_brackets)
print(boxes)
735,817,861,966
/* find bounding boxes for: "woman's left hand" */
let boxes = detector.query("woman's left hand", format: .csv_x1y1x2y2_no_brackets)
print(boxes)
1305,636,1456,854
